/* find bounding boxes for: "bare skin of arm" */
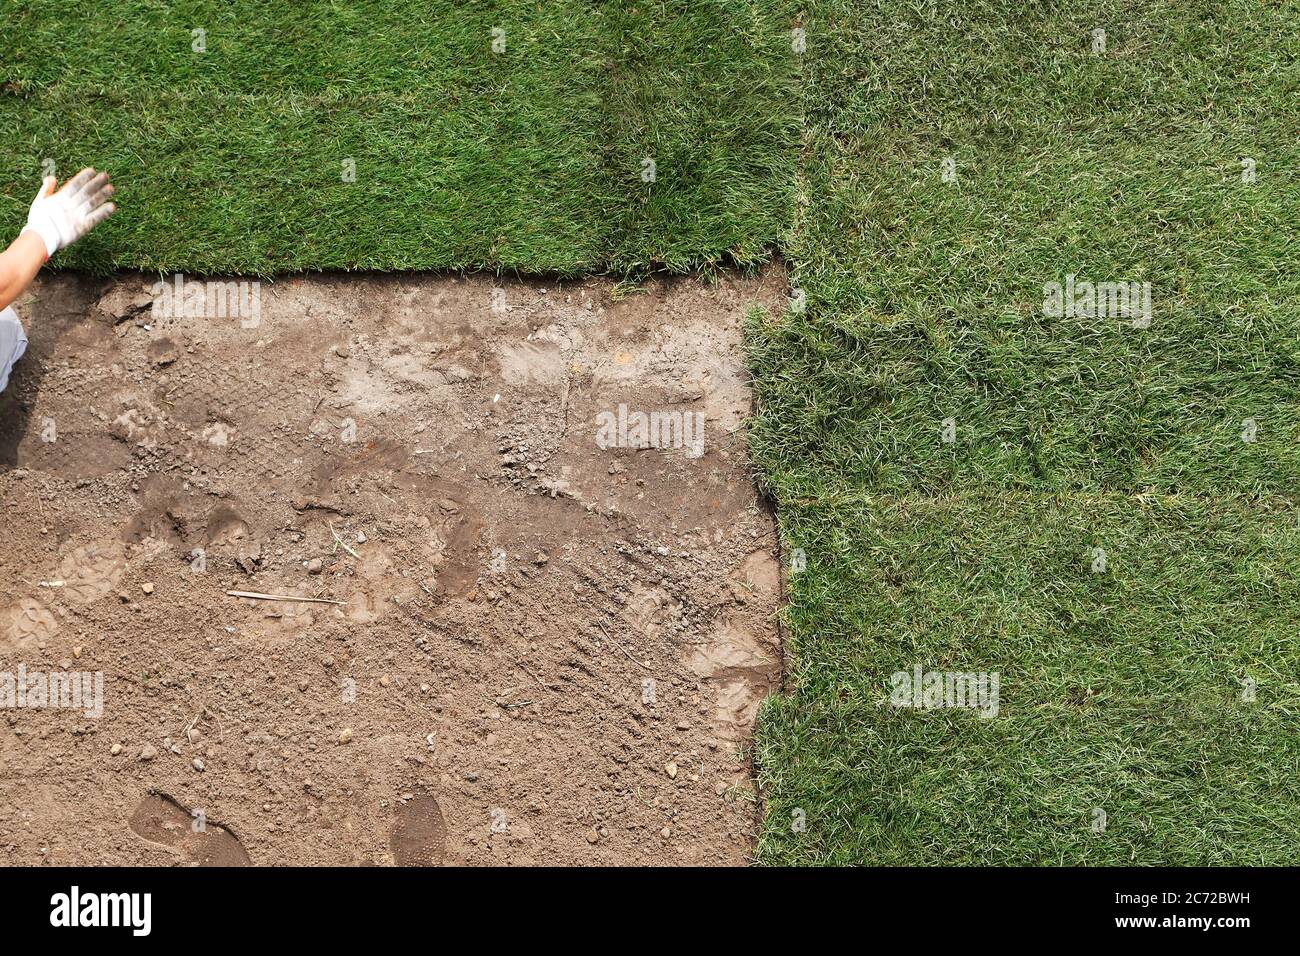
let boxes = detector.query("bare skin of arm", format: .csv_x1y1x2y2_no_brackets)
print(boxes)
0,230,48,313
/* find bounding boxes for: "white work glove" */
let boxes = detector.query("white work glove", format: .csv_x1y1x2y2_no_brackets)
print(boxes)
22,167,116,259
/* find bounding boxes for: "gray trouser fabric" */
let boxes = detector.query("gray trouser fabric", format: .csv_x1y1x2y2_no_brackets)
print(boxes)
0,305,28,393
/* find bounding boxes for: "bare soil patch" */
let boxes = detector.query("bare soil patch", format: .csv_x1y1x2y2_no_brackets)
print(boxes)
0,266,785,865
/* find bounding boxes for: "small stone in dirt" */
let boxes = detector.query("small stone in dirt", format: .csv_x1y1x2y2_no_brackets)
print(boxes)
110,743,122,756
665,762,678,779
356,530,367,544
586,828,599,844
186,728,201,744
379,675,390,687
141,582,155,595
337,728,353,744
139,744,157,762
661,826,671,838
307,558,323,574
192,758,205,772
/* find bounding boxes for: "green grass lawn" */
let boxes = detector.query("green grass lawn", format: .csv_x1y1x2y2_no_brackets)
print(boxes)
751,0,1300,864
754,492,1300,864
2,0,1297,864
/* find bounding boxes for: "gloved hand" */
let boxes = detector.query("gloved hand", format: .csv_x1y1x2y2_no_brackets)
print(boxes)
21,168,116,259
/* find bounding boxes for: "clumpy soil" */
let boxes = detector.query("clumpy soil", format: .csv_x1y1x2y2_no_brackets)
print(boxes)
0,266,787,865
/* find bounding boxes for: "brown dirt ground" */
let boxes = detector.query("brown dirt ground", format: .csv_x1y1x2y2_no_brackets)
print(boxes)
0,265,787,866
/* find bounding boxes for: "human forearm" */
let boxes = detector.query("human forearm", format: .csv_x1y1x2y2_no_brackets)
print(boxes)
0,230,48,312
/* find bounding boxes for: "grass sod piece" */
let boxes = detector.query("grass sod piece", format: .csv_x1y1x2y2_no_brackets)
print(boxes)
0,2,616,274
0,1,799,274
600,0,802,272
760,0,1300,497
756,492,1300,865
